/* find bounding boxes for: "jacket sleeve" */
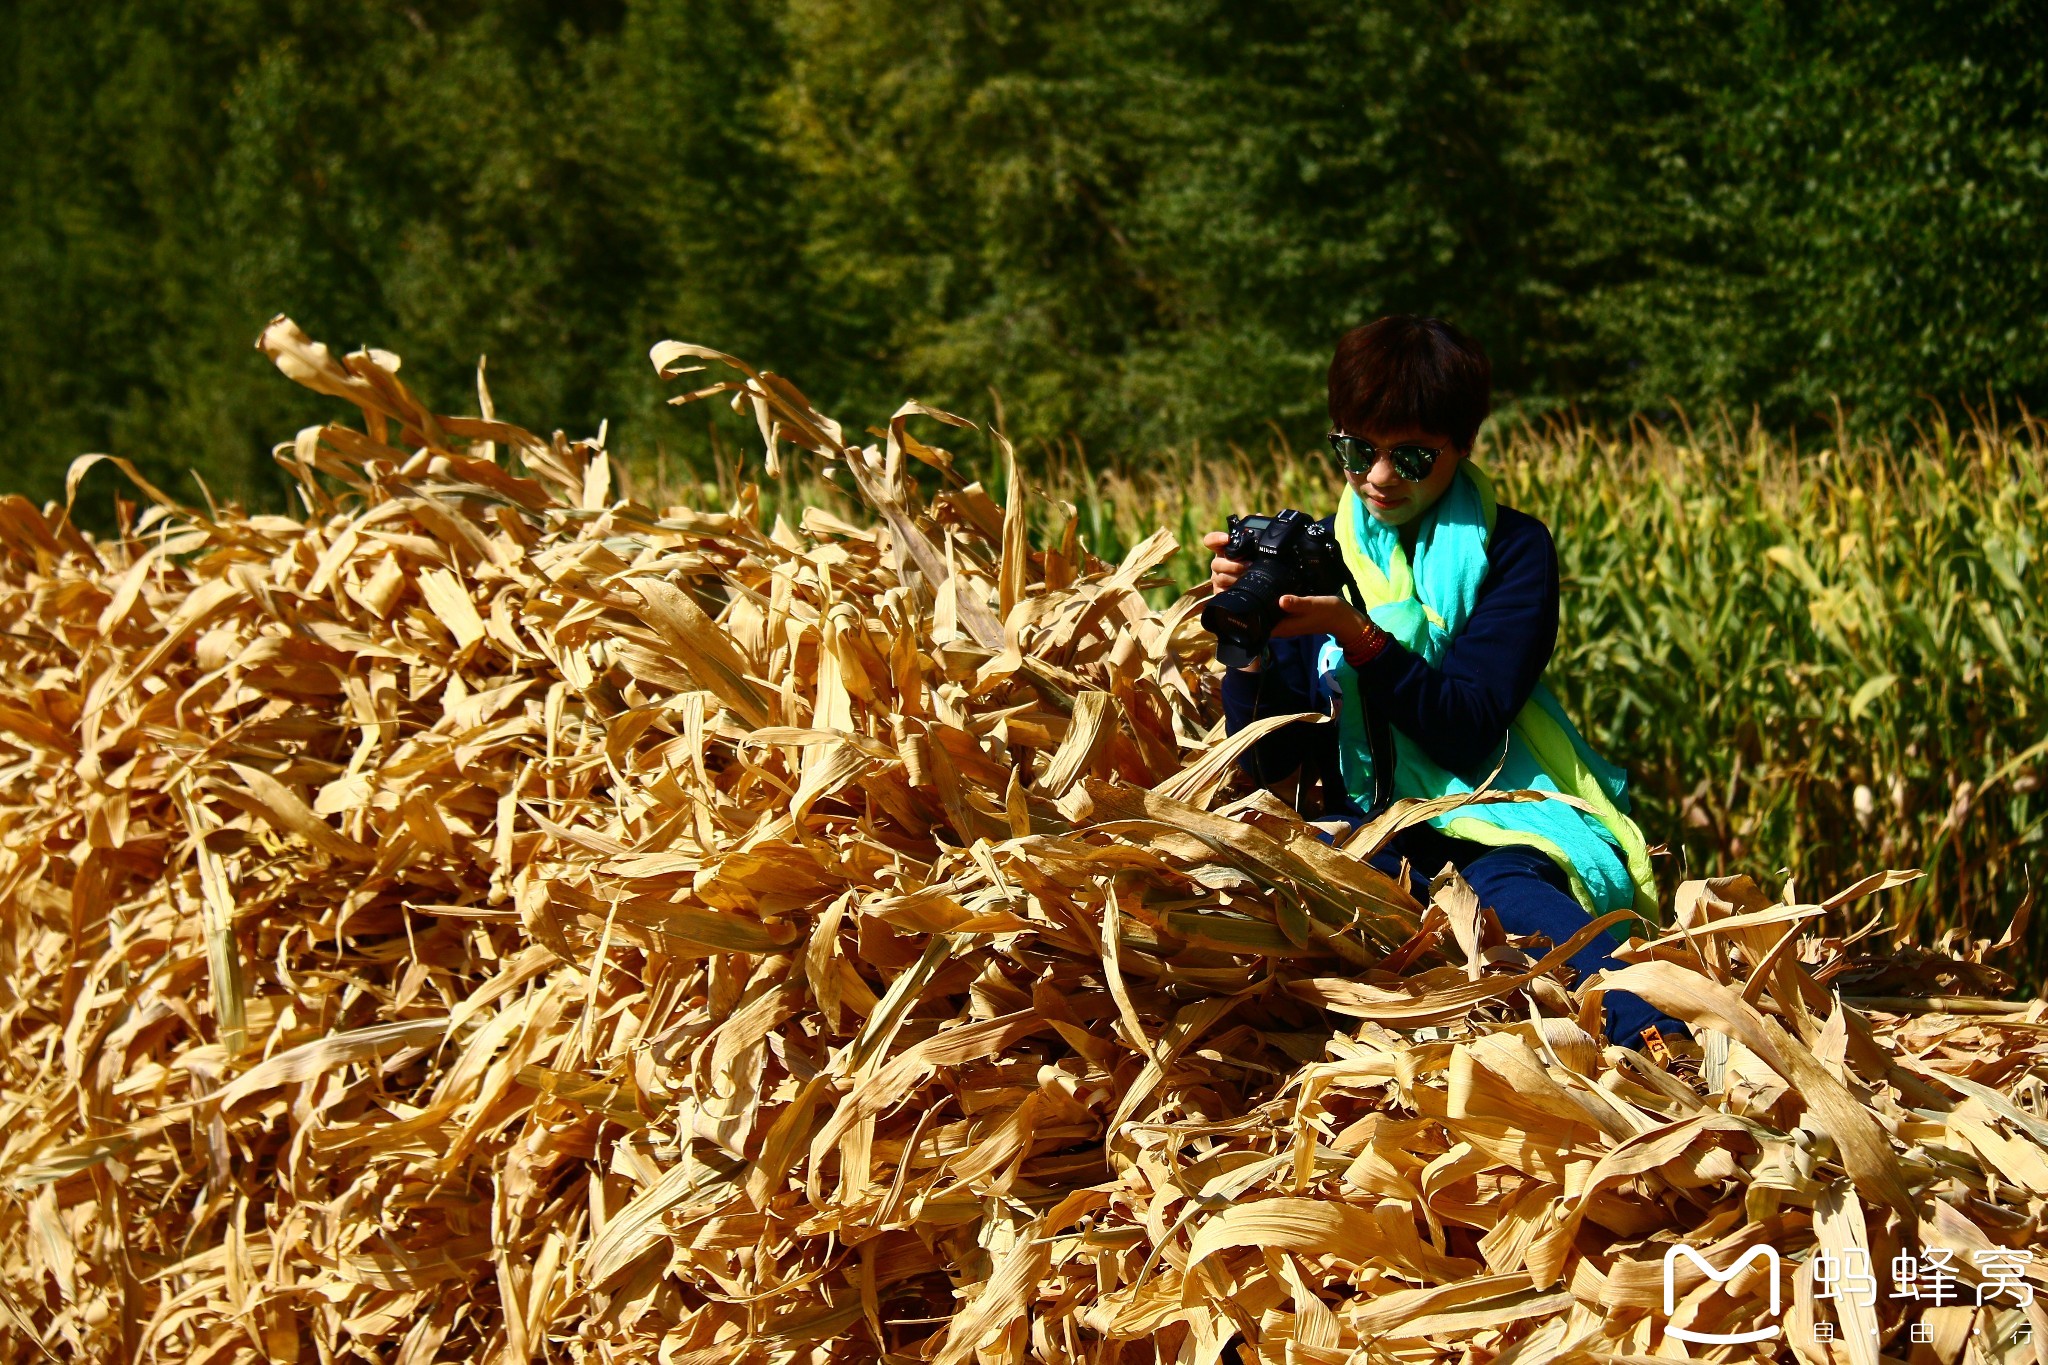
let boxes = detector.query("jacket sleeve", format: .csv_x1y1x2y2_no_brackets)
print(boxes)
1354,510,1559,777
1219,633,1331,785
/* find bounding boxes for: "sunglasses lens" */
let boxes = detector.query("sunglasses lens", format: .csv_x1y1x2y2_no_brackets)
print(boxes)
1392,445,1438,481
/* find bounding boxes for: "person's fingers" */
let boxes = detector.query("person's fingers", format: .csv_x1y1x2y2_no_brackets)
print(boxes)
1209,557,1246,578
1200,530,1231,550
1271,595,1346,640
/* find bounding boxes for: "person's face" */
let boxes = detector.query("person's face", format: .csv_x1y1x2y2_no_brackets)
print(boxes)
1336,422,1465,527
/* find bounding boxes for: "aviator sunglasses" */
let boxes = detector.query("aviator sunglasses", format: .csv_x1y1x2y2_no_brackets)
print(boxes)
1326,432,1444,483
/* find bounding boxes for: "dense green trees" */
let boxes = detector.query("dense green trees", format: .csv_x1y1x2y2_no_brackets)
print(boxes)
4,0,2044,509
1521,0,2048,418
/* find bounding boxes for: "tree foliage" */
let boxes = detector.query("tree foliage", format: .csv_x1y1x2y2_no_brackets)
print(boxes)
3,0,2044,507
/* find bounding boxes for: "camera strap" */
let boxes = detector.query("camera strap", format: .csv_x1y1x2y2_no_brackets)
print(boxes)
1336,575,1399,818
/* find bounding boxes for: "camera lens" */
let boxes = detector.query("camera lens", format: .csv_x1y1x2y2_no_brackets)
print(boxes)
1203,564,1288,667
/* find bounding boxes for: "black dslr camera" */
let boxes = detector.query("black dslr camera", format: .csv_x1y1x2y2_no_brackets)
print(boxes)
1200,509,1350,668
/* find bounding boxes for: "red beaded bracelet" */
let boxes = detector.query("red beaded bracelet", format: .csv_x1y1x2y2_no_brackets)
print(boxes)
1340,619,1391,667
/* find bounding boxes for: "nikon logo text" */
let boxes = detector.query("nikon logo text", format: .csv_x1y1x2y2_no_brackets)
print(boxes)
1663,1244,1783,1345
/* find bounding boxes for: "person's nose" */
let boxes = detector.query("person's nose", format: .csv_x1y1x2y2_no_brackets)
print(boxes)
1366,452,1406,489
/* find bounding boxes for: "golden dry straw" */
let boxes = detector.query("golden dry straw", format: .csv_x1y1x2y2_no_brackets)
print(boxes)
0,319,2041,1363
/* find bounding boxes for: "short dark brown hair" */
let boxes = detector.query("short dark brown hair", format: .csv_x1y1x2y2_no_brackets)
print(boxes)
1327,315,1492,451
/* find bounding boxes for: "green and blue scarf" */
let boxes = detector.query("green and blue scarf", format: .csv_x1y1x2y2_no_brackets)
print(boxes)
1321,461,1659,921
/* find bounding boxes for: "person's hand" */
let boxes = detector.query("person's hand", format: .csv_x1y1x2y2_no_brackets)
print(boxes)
1201,530,1246,597
1271,593,1369,644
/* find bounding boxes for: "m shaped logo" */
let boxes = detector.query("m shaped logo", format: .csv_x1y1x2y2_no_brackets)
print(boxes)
1663,1244,1783,1344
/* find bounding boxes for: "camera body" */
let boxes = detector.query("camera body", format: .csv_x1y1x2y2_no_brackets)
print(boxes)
1201,508,1349,668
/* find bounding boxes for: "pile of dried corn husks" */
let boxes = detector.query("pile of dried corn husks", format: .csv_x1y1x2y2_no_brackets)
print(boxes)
2,319,2043,1364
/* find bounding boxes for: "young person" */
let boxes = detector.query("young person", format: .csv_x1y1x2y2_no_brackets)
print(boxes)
1203,315,1681,1047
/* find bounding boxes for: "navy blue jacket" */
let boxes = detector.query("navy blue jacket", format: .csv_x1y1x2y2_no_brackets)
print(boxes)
1219,503,1561,835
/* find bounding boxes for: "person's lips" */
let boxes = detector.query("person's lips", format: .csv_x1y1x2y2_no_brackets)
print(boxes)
1367,490,1407,509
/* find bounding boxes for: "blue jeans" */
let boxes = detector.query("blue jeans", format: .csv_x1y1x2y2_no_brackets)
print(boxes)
1366,841,1681,1045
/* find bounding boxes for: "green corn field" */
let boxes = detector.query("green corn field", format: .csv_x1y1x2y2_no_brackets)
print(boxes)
649,408,2046,958
1499,412,2044,954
